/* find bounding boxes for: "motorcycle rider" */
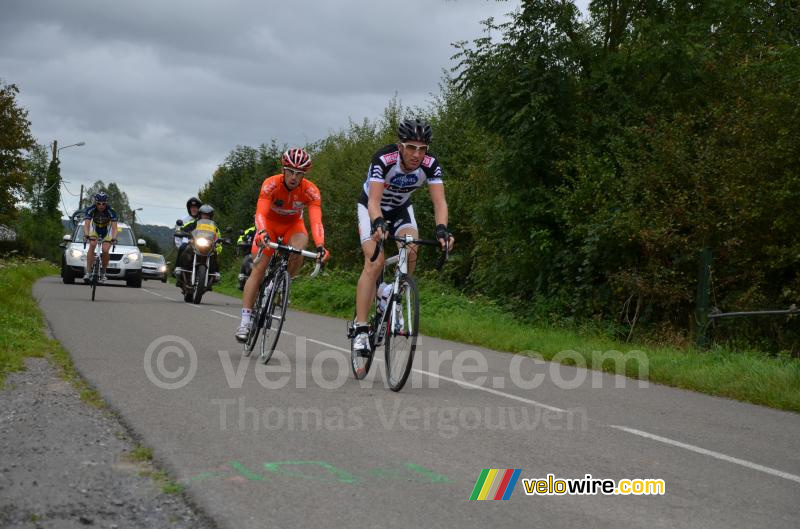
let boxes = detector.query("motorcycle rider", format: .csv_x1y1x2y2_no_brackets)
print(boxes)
237,225,256,290
175,204,222,288
173,197,202,280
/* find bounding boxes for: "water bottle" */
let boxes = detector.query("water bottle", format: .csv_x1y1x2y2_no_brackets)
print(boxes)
377,282,391,313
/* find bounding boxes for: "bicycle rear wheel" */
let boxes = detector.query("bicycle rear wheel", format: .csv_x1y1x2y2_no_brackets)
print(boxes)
260,269,290,364
384,275,419,391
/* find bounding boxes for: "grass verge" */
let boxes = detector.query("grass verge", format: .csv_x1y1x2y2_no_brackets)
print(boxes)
0,256,183,494
215,265,800,412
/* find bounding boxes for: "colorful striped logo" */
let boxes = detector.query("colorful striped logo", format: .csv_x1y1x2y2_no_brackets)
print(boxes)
469,469,522,500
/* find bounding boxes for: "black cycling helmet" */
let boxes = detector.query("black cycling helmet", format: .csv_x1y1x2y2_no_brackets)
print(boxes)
186,197,202,216
198,204,214,219
397,118,433,144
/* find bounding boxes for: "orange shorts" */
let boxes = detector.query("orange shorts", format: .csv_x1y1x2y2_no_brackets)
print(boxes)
251,217,308,257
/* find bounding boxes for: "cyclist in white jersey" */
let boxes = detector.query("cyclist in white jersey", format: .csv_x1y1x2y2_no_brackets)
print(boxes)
352,118,455,354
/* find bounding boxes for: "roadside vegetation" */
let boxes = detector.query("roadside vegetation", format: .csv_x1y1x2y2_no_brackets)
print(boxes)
213,265,800,412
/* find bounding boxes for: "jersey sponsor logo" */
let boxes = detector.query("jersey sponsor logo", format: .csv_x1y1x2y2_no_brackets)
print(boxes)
293,201,305,209
389,173,419,188
422,155,434,168
274,199,284,207
379,151,399,166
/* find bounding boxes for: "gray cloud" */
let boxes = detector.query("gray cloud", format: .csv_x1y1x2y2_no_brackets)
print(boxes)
2,0,526,225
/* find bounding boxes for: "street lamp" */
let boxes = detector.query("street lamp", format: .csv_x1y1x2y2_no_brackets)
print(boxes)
51,140,85,162
132,207,143,230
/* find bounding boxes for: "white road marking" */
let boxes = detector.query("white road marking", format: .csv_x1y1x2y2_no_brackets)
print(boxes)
210,307,800,485
609,425,800,485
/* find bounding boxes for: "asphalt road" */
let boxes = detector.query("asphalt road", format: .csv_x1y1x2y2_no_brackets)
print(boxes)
34,276,800,529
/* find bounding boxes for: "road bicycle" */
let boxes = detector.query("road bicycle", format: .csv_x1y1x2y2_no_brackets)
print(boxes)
83,236,116,302
243,236,323,364
347,228,448,391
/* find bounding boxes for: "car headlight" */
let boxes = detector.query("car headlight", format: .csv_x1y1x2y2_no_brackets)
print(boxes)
160,265,167,272
195,237,211,248
69,249,84,259
127,253,140,262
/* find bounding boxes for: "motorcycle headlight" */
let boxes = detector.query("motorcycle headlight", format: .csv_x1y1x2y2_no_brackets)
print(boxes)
195,237,211,249
69,249,84,259
127,253,140,262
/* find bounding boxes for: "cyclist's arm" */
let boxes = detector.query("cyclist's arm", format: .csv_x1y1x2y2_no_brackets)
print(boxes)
83,217,91,237
254,187,273,244
367,181,384,223
428,183,448,228
308,203,325,247
110,221,118,240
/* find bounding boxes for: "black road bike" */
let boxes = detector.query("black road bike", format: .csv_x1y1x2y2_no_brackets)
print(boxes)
243,237,323,364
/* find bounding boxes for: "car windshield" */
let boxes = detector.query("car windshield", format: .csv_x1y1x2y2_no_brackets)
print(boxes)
73,226,135,246
143,255,164,264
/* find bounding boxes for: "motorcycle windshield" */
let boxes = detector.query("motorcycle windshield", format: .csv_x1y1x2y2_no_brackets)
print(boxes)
192,229,216,241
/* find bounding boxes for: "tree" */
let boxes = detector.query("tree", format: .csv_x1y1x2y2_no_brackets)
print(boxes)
0,80,36,224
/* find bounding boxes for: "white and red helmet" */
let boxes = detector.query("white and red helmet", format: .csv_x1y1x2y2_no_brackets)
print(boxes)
282,147,312,171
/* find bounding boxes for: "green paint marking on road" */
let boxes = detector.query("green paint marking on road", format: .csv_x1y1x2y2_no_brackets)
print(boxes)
230,461,266,481
368,463,452,484
185,471,222,483
404,463,452,483
262,461,359,484
185,461,453,486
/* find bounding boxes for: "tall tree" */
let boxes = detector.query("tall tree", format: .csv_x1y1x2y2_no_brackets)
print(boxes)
0,81,36,224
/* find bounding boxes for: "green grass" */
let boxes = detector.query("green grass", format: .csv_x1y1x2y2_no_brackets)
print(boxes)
0,256,184,496
215,264,800,412
0,258,60,384
128,444,154,462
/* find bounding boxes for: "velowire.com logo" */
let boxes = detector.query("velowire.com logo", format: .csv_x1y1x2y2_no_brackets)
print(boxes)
469,469,522,500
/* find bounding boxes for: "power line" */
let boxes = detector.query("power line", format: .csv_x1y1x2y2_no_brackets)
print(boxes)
61,181,80,197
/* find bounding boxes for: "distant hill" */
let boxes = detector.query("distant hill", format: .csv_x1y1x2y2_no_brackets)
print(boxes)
60,220,174,255
136,224,174,254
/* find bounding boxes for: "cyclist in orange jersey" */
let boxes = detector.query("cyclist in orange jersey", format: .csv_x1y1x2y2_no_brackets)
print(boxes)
235,148,329,342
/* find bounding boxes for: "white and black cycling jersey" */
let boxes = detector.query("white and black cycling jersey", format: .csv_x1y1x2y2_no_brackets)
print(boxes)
358,144,443,211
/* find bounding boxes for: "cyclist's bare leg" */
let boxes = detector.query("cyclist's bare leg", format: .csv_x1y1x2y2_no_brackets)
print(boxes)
356,239,384,322
394,226,419,276
287,232,309,278
243,254,270,309
86,239,97,274
100,241,111,271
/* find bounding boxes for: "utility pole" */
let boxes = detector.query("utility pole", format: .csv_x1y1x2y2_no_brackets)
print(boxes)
78,184,84,211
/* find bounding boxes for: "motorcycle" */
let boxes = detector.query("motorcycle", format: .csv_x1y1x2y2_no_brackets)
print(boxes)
174,219,225,304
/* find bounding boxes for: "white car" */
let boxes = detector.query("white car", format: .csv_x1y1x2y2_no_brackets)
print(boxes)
60,222,145,287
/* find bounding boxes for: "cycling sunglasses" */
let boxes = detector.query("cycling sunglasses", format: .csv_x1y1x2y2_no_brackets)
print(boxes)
400,143,429,154
283,167,306,177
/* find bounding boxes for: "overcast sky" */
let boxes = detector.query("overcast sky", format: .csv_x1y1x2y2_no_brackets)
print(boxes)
2,0,588,226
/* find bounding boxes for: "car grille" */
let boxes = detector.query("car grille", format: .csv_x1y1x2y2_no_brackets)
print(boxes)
109,254,123,261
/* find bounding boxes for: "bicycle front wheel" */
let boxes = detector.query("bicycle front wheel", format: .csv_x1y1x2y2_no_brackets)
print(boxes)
384,275,419,391
90,261,99,302
244,273,271,356
260,269,290,364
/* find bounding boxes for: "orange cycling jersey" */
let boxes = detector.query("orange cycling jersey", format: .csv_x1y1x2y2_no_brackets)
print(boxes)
254,174,325,249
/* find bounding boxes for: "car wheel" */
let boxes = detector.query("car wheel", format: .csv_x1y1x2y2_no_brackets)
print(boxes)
126,276,142,288
61,260,75,284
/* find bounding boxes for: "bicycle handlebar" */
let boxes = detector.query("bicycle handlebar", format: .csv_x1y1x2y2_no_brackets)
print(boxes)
253,234,323,278
369,232,450,270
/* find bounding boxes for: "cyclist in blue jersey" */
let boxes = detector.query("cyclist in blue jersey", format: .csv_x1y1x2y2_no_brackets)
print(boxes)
82,191,119,282
351,119,454,354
